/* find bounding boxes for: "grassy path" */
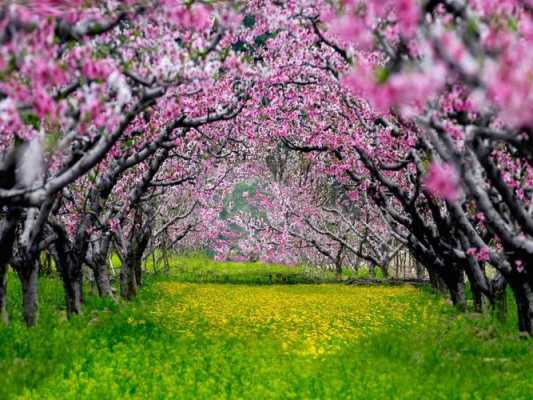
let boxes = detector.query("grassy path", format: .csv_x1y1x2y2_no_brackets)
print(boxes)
1,258,532,399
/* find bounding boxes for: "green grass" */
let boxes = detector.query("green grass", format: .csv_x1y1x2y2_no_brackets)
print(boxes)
160,253,340,284
0,254,532,399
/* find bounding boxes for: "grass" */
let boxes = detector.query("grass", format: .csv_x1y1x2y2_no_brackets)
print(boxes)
0,254,532,399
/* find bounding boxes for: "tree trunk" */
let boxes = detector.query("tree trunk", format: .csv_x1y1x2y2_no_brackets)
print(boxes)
415,260,424,280
120,258,137,301
334,244,343,281
90,235,115,298
463,262,486,313
428,268,447,292
509,279,533,335
134,259,143,288
369,264,376,278
493,285,507,322
472,285,484,313
449,281,466,311
0,210,20,325
0,263,8,324
62,267,82,317
379,259,390,279
49,230,83,318
94,261,114,298
19,264,39,327
445,271,466,312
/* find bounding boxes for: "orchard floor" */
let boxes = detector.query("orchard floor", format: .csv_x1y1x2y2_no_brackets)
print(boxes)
1,256,532,399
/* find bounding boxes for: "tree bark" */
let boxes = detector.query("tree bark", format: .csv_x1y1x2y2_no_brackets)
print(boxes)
0,263,8,324
509,279,533,335
0,209,20,324
49,224,83,317
449,280,466,311
94,261,114,298
134,258,143,288
89,235,115,298
415,260,425,280
472,284,484,313
120,231,150,300
120,257,138,301
493,284,507,322
334,244,343,281
428,268,447,292
19,264,39,327
444,270,467,312
62,265,82,317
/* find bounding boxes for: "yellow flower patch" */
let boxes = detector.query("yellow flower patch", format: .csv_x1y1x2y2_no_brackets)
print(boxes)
153,283,420,358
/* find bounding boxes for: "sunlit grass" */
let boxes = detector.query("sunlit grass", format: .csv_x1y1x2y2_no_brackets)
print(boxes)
0,256,532,399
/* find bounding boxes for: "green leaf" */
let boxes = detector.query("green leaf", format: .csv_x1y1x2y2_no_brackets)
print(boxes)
232,40,249,53
44,131,61,153
243,14,256,28
254,31,279,47
507,16,518,32
20,112,40,130
375,67,390,84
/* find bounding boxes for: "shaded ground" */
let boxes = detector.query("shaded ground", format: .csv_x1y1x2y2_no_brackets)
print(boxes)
0,256,532,399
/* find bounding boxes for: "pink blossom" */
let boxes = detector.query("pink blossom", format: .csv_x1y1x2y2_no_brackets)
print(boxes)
33,60,68,87
466,248,477,257
483,42,533,128
395,0,419,37
28,0,83,17
328,15,373,49
342,61,445,113
166,3,212,31
109,218,120,233
82,60,112,81
190,4,211,31
477,246,490,262
33,89,57,120
466,246,490,262
425,162,460,201
515,260,524,273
